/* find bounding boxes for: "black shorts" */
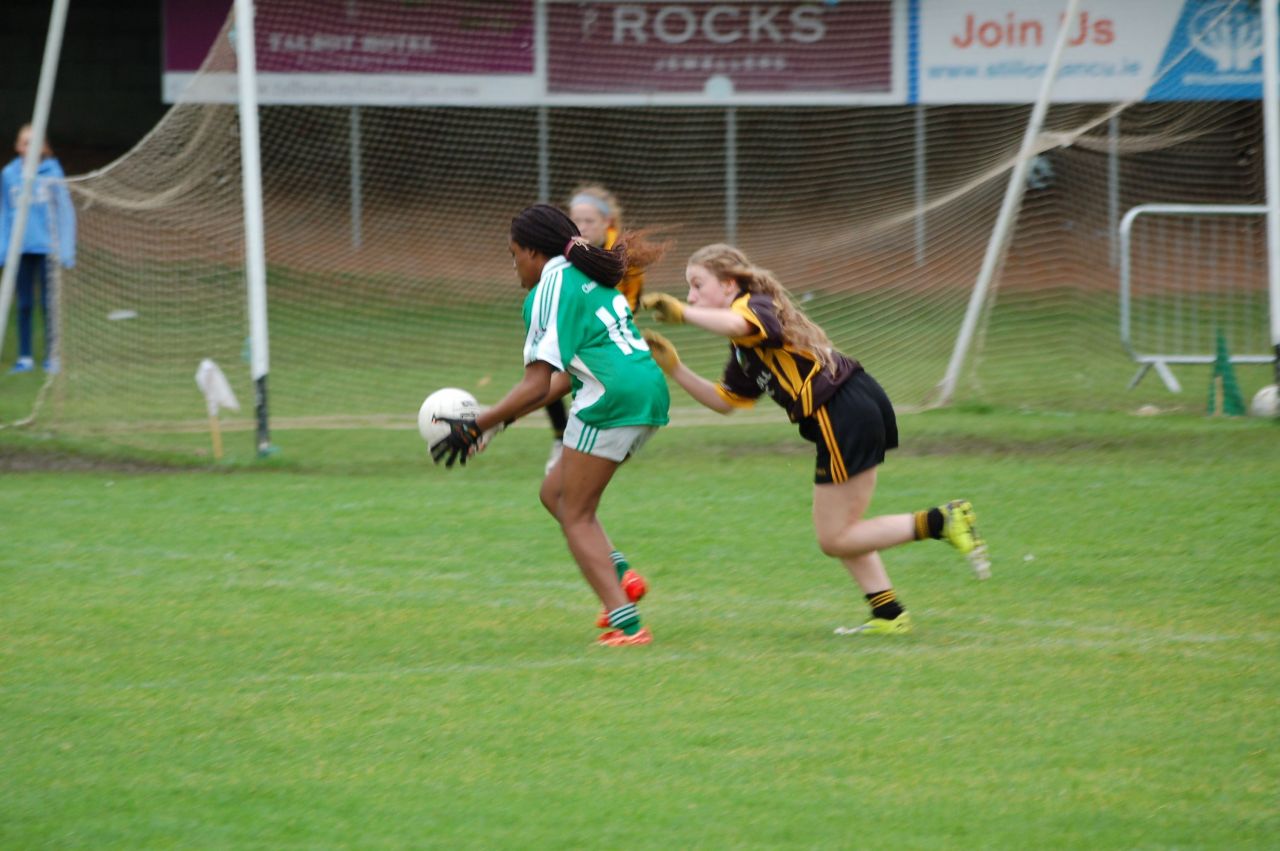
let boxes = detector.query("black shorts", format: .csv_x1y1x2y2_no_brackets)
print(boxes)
799,370,899,485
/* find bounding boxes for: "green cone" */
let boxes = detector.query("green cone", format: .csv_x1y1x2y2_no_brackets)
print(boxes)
1206,330,1246,416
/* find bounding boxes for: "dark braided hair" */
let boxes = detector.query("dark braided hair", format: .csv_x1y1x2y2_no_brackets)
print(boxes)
510,203,625,287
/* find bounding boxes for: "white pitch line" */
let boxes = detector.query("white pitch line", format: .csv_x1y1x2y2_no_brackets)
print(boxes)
214,575,1279,646
4,619,1272,699
0,642,1009,697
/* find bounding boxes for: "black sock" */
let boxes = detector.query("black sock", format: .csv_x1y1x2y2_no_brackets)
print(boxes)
914,508,945,540
866,589,905,620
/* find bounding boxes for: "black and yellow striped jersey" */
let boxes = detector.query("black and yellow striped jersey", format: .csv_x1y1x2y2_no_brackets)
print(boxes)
715,293,860,423
604,226,645,311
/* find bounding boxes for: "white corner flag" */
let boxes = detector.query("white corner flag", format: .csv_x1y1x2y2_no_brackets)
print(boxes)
196,359,240,415
195,359,240,459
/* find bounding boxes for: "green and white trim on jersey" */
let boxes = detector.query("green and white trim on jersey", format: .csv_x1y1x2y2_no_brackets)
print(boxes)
523,256,669,429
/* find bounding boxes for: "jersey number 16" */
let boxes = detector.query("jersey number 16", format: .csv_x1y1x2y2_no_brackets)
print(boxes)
594,294,649,356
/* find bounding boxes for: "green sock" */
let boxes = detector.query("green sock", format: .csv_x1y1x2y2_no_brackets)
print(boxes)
607,603,641,636
610,550,629,582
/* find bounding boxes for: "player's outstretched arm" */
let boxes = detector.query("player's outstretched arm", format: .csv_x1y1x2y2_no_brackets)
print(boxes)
475,361,556,432
684,303,752,339
640,293,750,339
643,331,734,414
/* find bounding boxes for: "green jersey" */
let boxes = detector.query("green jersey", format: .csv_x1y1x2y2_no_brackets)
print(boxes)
523,257,669,428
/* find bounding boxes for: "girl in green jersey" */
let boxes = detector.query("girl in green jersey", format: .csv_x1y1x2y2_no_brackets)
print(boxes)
432,204,668,646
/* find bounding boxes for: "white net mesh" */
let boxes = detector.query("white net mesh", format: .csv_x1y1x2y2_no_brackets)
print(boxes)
19,3,1273,448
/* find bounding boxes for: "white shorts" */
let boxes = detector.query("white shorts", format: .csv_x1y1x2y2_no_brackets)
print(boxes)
563,414,658,462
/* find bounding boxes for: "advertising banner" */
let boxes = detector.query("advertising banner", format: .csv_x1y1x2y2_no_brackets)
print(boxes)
163,0,1273,106
546,1,895,98
914,0,1271,104
163,0,537,104
1146,2,1268,101
164,0,905,105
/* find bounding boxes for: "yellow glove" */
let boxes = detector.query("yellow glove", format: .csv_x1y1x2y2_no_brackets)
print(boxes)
639,292,687,324
643,330,681,376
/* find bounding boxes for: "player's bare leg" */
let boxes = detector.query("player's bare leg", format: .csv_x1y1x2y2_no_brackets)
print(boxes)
812,467,916,559
542,462,646,630
538,455,566,521
812,466,912,635
837,550,892,596
555,447,649,644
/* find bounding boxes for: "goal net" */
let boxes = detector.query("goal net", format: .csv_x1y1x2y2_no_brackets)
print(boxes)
22,1,1274,450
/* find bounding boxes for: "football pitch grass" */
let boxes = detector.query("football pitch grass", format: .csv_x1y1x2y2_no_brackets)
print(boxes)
2,409,1277,849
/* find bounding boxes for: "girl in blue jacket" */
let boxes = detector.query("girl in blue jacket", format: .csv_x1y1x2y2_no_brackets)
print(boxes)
2,125,76,374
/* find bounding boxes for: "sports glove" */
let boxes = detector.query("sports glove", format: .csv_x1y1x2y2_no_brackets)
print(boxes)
639,292,687,324
430,417,484,468
642,330,681,376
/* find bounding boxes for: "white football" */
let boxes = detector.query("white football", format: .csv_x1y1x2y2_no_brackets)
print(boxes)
1248,384,1280,418
418,387,482,446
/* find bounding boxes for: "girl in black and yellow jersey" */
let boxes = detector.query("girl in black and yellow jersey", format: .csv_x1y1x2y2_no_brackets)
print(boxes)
640,244,989,636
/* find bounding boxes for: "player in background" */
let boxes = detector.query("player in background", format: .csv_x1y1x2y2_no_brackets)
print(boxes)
539,185,646,475
431,204,668,646
640,243,989,636
2,124,76,374
568,185,645,312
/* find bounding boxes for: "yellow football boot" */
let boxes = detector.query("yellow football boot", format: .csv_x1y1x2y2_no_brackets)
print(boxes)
942,499,991,580
835,612,913,636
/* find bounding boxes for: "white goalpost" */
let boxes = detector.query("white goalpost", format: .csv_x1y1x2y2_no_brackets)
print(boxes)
1263,0,1280,387
934,0,1081,405
233,0,273,455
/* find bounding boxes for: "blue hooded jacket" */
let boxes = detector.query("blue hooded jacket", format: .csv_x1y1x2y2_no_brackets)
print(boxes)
1,156,76,268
